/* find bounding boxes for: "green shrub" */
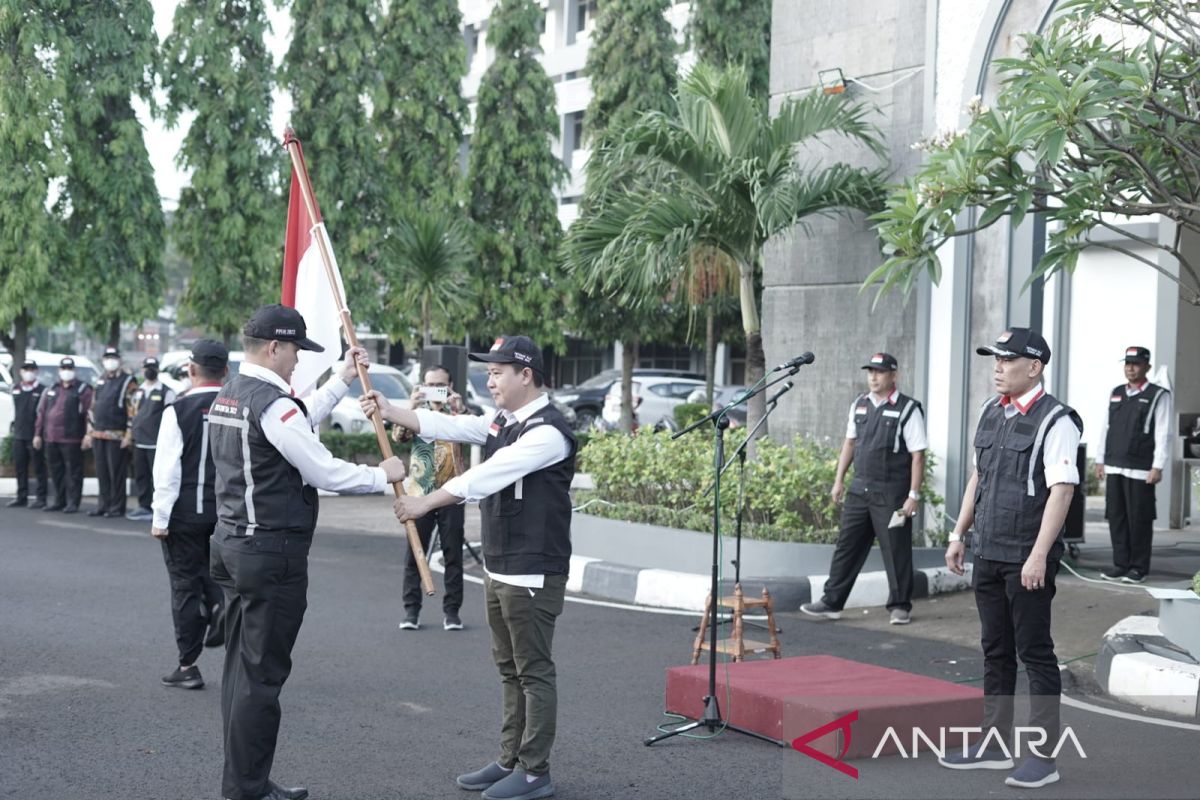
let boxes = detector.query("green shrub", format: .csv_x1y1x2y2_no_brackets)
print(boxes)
673,402,710,429
0,436,12,468
319,431,409,465
1193,569,1200,597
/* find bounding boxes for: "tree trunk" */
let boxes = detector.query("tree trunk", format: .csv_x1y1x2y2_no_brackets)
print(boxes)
422,295,432,349
619,338,637,433
108,318,120,349
704,304,716,405
5,309,31,369
739,261,766,449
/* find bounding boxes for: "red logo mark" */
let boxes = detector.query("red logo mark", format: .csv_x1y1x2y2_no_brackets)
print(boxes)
791,710,859,779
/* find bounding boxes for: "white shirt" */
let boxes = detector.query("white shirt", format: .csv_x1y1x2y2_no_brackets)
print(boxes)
238,362,387,493
134,380,176,449
1094,381,1172,480
974,384,1081,487
414,392,572,588
844,388,928,452
151,385,220,530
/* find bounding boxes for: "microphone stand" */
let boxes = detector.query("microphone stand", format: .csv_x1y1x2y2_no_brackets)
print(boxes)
645,366,803,747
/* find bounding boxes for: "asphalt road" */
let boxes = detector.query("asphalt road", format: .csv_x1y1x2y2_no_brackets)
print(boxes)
2,502,1198,800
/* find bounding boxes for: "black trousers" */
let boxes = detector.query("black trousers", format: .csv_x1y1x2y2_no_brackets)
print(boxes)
133,446,156,510
821,491,913,612
12,437,47,502
973,556,1060,754
1106,474,1156,574
45,442,83,509
93,438,129,514
161,519,222,665
403,503,465,615
210,529,310,800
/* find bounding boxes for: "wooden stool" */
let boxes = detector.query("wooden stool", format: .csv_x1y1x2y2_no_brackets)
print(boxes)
691,583,782,664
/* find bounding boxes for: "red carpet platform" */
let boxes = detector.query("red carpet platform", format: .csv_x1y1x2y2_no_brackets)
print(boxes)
665,655,983,757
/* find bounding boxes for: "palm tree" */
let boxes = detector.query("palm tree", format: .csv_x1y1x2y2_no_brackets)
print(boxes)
565,63,886,438
385,211,476,348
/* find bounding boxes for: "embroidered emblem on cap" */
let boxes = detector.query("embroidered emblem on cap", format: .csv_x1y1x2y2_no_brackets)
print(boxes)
998,331,1013,343
513,352,532,364
1126,347,1139,356
1026,346,1044,357
871,354,884,363
491,337,505,351
275,328,297,336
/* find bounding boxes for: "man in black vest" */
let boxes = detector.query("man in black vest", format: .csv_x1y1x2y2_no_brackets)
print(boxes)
362,335,574,800
86,346,138,517
1094,346,1171,583
128,356,176,521
801,352,927,625
208,305,405,800
7,359,48,508
34,357,93,513
941,328,1081,790
150,341,228,690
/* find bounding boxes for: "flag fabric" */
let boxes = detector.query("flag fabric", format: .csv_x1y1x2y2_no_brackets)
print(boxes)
281,141,347,398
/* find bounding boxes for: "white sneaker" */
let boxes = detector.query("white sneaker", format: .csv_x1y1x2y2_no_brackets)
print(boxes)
889,609,911,625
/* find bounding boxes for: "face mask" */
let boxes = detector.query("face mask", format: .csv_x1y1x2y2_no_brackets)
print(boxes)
144,368,158,381
59,370,76,383
102,358,120,372
21,370,37,383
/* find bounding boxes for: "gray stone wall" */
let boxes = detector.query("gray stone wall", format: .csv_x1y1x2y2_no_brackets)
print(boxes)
765,0,929,444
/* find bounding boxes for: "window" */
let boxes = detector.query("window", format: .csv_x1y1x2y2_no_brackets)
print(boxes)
464,24,479,67
576,0,599,33
562,110,585,169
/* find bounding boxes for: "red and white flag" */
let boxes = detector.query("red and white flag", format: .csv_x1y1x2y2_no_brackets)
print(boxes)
280,140,346,397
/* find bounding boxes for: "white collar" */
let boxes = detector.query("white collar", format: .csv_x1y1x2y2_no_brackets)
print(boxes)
499,393,550,425
239,361,294,395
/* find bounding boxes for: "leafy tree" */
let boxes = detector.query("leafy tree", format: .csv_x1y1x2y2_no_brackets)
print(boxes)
0,1,69,365
384,211,475,347
585,0,677,144
565,64,885,438
689,0,772,99
281,0,382,322
57,0,165,345
161,0,281,343
871,0,1200,306
467,0,565,345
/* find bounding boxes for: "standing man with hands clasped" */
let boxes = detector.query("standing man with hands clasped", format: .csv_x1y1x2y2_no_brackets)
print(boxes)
34,357,93,514
801,352,927,625
939,328,1081,790
8,360,48,509
207,305,406,800
361,335,574,800
88,346,139,518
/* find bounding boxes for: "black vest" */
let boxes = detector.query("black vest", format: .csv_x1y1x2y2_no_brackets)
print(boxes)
11,382,45,440
92,372,134,430
169,387,220,526
848,392,923,507
973,392,1082,563
1104,383,1167,471
44,381,89,440
480,401,577,576
131,383,171,446
208,375,318,537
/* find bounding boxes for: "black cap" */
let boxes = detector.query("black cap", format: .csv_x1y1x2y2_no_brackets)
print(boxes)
861,352,898,371
242,304,325,352
1123,346,1151,364
190,339,229,369
21,359,37,370
143,356,159,368
102,346,120,359
469,335,544,375
976,327,1051,364
60,357,75,369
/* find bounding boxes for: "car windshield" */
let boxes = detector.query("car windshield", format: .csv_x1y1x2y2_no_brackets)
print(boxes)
468,369,490,394
346,373,408,399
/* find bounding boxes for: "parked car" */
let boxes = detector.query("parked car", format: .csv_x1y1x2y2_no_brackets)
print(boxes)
600,375,707,430
328,364,410,433
0,362,14,437
159,350,245,395
1,349,99,388
553,368,706,431
687,384,748,428
465,362,576,426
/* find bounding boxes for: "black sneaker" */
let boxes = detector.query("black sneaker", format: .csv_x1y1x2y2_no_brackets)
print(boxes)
399,612,420,631
1121,569,1147,584
42,503,66,513
6,498,27,508
800,600,842,620
1100,568,1127,581
444,613,463,631
28,499,46,509
161,665,204,689
205,602,226,648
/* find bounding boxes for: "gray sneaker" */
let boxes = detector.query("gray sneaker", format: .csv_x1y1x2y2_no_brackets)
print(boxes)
800,600,841,620
456,761,513,791
889,609,911,625
481,769,554,800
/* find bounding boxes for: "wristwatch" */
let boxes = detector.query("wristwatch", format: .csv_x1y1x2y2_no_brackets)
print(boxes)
948,532,965,543
907,490,921,501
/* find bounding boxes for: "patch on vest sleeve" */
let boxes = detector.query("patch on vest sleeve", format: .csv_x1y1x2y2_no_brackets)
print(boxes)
526,417,543,425
280,408,298,423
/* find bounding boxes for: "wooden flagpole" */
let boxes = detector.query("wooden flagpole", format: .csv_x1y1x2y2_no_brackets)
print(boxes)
282,128,435,596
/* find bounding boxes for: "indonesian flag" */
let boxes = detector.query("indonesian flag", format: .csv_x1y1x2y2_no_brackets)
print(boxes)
281,139,346,398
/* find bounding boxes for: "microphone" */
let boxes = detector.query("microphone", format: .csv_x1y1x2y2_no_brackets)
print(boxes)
768,381,794,404
774,351,815,371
